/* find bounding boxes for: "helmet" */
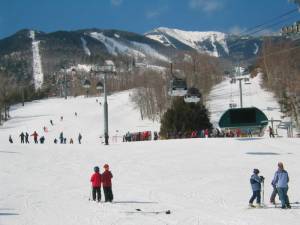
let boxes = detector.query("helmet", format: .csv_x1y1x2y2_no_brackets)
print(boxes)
253,168,260,174
103,164,109,169
94,166,99,172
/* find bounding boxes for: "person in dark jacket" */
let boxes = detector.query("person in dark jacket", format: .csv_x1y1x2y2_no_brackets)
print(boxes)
78,133,82,144
39,136,45,144
90,166,102,202
19,132,25,143
59,132,64,144
9,135,13,143
272,162,290,209
102,164,113,202
249,168,264,207
25,132,30,144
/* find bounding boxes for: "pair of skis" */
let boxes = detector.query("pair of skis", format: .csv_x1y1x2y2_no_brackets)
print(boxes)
248,201,300,209
124,208,171,214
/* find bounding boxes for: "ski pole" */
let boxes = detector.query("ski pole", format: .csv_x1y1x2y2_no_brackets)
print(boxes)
262,180,264,206
89,186,92,201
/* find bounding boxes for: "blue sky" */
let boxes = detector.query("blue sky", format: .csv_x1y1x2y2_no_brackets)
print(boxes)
0,0,299,38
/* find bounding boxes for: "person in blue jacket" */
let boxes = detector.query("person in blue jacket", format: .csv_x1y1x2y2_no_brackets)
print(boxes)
272,162,290,209
249,168,264,207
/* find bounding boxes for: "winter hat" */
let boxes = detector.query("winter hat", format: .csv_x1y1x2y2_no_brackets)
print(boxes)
253,168,260,174
103,164,109,169
94,166,100,172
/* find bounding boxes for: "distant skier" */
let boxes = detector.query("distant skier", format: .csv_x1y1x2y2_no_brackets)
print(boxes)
153,131,158,140
9,135,13,144
31,131,39,144
75,112,78,117
102,164,113,202
54,138,58,144
269,126,275,138
90,166,102,202
272,162,290,209
63,138,67,144
39,136,45,144
78,133,82,144
59,132,64,144
249,168,264,208
19,132,25,144
70,138,74,144
25,132,30,144
50,120,54,126
43,126,48,132
60,116,63,121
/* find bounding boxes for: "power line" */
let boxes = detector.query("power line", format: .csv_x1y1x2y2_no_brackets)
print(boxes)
228,14,300,51
226,8,300,51
238,8,299,36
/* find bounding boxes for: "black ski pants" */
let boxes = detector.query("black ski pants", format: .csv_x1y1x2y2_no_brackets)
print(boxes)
92,187,101,202
103,187,113,202
249,190,261,204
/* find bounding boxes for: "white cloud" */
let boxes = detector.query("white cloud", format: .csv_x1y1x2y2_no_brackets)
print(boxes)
110,0,123,6
189,0,223,13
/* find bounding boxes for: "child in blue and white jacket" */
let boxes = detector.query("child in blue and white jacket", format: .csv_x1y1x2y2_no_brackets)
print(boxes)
249,168,264,207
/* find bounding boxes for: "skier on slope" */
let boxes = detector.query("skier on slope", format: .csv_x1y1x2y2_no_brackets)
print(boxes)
90,166,102,202
102,164,113,202
249,168,264,208
9,135,13,143
31,131,39,144
19,132,25,143
272,162,291,209
25,132,30,144
78,133,82,144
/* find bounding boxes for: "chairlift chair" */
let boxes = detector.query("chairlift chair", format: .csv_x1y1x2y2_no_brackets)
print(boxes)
229,103,237,108
244,77,251,85
184,87,202,103
168,77,188,97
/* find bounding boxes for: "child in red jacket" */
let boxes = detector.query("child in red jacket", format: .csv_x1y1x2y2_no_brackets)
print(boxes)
102,164,113,202
90,166,102,202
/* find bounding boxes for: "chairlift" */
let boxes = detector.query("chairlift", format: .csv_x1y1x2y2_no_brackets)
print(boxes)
244,77,251,85
229,103,237,108
184,87,202,103
168,77,188,97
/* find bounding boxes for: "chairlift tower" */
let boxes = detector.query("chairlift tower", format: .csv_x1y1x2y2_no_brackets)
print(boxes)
91,61,116,145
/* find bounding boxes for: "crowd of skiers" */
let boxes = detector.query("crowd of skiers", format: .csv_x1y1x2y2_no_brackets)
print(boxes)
249,162,291,209
8,114,83,144
90,164,113,202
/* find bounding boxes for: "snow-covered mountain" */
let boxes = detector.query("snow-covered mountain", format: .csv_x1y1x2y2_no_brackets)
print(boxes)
146,27,264,58
0,27,282,88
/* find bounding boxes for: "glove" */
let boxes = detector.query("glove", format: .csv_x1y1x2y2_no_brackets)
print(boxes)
260,176,265,181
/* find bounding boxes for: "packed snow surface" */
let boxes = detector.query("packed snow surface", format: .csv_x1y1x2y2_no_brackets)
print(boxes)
1,87,300,225
81,37,91,56
29,30,44,90
89,32,169,62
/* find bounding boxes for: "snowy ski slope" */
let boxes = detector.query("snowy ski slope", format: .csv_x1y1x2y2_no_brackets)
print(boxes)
1,79,300,225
